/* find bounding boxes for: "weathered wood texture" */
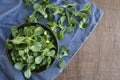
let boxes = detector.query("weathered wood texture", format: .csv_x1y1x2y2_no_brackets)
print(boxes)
55,0,120,80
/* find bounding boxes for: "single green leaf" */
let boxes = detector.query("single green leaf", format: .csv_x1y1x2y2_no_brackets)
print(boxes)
47,22,58,31
25,39,31,45
40,38,47,48
24,69,31,79
34,27,44,35
14,62,24,71
30,64,35,70
58,59,65,68
47,42,55,49
23,27,29,36
18,50,24,56
74,11,87,17
63,3,76,8
27,13,38,22
66,25,74,33
57,30,64,40
12,37,26,44
70,17,77,24
83,23,89,29
22,55,26,60
51,50,55,55
60,16,66,24
12,26,18,37
23,27,34,36
46,4,64,15
30,42,42,52
17,28,24,36
24,48,29,53
27,56,34,63
79,21,84,29
79,17,88,29
46,40,50,43
44,50,55,57
59,45,70,59
44,31,47,35
11,51,16,62
53,7,64,15
66,10,70,24
39,56,47,66
46,57,51,68
83,3,91,11
33,3,47,18
33,3,41,10
35,56,42,64
6,40,13,49
42,48,49,53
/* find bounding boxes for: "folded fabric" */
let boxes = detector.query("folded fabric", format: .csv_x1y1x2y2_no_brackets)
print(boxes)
0,0,103,80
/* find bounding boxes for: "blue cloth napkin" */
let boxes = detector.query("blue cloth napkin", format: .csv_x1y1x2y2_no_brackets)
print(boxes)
0,0,103,80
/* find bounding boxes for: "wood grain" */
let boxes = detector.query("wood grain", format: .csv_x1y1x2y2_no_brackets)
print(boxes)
55,0,120,80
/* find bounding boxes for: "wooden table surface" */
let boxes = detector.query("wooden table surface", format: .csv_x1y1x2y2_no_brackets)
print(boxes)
55,0,120,80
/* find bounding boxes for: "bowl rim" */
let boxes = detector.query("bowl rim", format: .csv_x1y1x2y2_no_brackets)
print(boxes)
6,22,59,74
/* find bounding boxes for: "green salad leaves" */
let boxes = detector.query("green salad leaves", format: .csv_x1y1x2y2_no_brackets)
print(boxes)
58,45,69,68
24,0,91,40
6,0,92,79
6,25,57,78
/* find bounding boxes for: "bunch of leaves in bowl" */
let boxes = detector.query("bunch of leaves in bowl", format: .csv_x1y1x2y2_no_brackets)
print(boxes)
6,23,58,78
